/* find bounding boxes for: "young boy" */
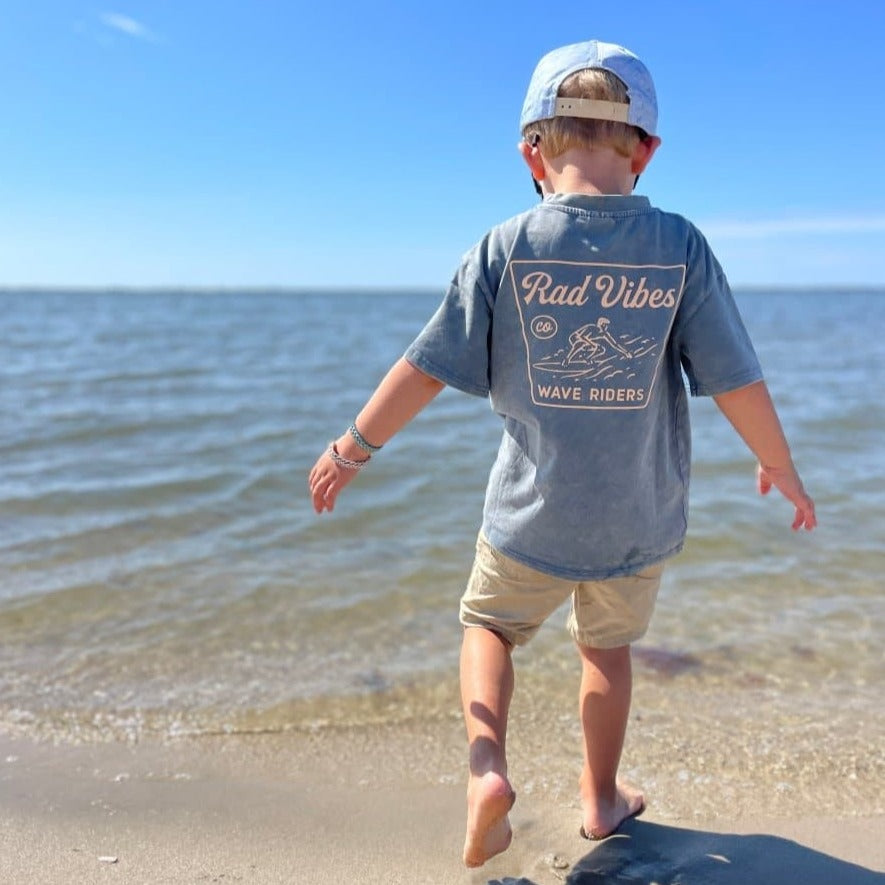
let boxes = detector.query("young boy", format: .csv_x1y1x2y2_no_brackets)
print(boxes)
308,39,816,869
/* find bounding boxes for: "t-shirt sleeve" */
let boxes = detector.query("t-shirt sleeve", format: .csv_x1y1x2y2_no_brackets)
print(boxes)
404,239,496,398
675,231,763,396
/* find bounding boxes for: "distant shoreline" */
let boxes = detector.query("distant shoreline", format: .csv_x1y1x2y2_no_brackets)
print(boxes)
2,284,884,296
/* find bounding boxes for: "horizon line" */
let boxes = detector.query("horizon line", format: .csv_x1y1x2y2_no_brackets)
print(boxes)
1,283,884,295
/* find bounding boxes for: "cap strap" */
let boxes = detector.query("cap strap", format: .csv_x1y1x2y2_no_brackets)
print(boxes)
554,97,629,123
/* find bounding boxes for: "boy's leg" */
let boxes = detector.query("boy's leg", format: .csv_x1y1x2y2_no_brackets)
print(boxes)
460,626,517,868
576,642,644,839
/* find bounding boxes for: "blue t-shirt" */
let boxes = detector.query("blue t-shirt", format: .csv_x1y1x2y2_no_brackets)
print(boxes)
405,193,762,580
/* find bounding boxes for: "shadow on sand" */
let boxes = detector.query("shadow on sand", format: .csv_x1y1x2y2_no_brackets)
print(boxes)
488,819,884,885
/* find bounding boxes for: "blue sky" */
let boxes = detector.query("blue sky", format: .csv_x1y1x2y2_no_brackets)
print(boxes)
2,1,883,289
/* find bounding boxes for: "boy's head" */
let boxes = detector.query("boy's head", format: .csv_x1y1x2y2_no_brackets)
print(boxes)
520,40,657,162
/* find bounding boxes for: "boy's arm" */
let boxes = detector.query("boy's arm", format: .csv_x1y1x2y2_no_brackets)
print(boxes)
713,380,816,531
308,357,446,514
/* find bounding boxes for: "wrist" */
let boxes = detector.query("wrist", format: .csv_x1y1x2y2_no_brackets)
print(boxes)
326,440,370,472
759,456,795,474
334,434,368,462
348,421,383,454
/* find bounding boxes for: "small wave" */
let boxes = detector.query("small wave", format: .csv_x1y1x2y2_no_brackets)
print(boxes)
0,469,243,517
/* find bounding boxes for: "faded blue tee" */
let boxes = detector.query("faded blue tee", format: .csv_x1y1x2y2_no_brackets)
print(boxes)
404,194,762,580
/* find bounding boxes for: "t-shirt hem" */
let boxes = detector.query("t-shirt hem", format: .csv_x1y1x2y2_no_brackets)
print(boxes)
404,348,489,398
483,530,683,581
689,368,764,398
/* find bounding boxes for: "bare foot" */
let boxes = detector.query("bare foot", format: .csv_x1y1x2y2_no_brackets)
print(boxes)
579,780,644,841
463,771,516,867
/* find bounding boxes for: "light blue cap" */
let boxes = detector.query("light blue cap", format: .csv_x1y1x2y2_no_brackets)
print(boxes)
519,40,658,136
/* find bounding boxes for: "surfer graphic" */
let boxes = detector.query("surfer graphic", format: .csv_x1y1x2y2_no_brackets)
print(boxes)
564,317,633,366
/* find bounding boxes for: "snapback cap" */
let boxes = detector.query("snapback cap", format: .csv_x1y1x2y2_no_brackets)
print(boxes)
519,40,658,136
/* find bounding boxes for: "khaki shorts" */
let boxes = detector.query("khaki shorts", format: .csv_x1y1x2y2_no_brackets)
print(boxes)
460,533,664,649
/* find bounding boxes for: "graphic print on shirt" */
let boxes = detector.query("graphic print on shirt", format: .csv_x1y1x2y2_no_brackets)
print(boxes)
509,261,686,409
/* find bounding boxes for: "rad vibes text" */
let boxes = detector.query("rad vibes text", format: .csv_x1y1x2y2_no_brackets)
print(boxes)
519,270,678,310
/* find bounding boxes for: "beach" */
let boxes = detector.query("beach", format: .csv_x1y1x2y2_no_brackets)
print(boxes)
1,289,883,883
2,709,883,885
3,659,884,884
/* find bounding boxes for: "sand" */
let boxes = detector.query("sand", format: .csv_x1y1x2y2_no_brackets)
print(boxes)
1,723,883,885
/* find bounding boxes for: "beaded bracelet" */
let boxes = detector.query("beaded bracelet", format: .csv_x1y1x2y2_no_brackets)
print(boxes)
348,422,383,454
327,442,370,471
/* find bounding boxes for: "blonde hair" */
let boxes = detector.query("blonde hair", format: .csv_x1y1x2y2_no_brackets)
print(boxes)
523,68,644,159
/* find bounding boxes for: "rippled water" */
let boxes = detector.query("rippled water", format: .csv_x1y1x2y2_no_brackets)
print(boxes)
0,289,883,745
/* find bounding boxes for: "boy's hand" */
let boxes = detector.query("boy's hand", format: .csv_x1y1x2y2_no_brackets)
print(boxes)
306,359,446,515
713,382,817,533
308,439,367,514
756,462,817,531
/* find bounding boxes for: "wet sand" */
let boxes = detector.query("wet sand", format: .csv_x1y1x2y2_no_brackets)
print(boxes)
1,718,882,885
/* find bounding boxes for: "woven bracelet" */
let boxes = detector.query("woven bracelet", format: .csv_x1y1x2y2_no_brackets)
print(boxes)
327,442,370,471
348,422,383,454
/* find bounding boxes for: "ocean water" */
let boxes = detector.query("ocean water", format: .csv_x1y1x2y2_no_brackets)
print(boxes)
0,289,883,757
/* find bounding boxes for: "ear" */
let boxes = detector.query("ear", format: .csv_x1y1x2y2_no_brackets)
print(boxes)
631,135,661,175
518,139,547,181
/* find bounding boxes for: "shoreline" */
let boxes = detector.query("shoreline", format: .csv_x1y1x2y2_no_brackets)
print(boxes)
2,717,883,885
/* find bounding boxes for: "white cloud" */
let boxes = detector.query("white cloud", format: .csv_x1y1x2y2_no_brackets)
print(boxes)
701,215,885,239
98,12,157,42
